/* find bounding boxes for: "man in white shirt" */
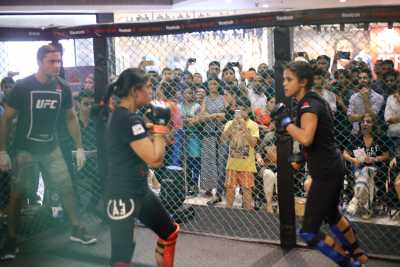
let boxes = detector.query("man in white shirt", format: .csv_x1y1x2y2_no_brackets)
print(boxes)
347,69,384,135
247,74,267,112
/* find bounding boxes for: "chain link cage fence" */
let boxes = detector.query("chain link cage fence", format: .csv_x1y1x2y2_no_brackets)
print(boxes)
292,22,400,258
111,27,280,243
0,13,400,260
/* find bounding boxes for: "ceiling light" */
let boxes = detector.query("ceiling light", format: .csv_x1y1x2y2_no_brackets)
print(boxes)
262,4,269,8
339,0,347,3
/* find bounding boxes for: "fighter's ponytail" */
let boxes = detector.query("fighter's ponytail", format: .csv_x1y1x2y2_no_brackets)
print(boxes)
103,80,118,108
111,68,148,98
100,68,148,117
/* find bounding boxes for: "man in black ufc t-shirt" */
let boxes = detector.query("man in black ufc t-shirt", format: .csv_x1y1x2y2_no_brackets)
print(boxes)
10,75,72,153
0,45,96,261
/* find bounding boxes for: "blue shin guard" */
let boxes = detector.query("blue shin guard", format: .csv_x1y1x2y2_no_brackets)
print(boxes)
330,217,367,264
300,231,351,267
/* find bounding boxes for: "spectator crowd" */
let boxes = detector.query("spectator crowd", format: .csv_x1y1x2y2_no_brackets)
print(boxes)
1,52,400,224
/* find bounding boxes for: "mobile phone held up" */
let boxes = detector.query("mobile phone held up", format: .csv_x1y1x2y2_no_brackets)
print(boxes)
338,51,351,60
228,62,240,67
295,52,306,58
188,58,196,64
234,109,241,119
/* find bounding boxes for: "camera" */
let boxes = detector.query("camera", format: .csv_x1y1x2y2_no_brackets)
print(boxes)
295,52,306,58
188,58,196,64
234,109,241,118
294,52,309,60
338,51,351,60
228,62,240,67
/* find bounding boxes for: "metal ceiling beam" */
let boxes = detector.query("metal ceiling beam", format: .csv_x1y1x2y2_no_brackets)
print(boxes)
172,0,190,3
0,0,172,6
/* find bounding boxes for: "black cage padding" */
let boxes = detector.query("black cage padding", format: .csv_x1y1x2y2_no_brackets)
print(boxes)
0,6,399,41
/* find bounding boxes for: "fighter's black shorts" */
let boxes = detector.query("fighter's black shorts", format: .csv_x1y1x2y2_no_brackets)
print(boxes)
301,169,344,233
106,188,175,264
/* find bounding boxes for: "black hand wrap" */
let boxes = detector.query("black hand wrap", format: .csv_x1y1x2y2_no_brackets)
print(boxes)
145,101,171,134
288,152,306,170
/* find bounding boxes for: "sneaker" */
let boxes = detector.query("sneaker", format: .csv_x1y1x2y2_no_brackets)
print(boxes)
351,260,362,267
187,186,198,197
392,211,400,222
360,211,372,220
207,195,222,206
0,209,7,219
346,198,358,216
253,199,263,211
0,237,19,261
204,190,213,197
70,226,97,245
265,204,274,213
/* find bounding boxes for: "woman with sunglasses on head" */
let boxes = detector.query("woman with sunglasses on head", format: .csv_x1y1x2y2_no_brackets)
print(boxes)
343,113,389,219
271,61,367,267
104,68,179,267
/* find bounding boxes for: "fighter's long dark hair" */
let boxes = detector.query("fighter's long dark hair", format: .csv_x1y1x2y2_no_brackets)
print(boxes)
284,61,314,90
104,68,149,103
92,68,149,119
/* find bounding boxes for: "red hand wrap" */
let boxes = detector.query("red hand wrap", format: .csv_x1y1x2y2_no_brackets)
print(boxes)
152,125,169,135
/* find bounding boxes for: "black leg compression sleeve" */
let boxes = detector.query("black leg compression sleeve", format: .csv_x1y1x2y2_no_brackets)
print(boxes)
299,170,366,267
138,190,176,240
107,189,176,264
302,176,343,233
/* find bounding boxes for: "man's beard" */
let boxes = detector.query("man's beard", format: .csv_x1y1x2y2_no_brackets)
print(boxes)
387,84,396,90
359,81,370,88
46,73,57,81
208,73,218,79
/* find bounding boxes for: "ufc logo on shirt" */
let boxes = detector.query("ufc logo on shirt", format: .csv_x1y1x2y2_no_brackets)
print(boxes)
27,91,62,142
36,99,58,109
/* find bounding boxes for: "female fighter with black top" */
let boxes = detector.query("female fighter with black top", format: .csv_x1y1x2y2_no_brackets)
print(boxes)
271,61,367,267
104,68,179,267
